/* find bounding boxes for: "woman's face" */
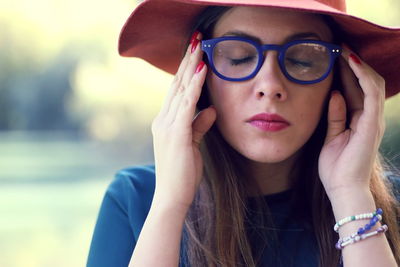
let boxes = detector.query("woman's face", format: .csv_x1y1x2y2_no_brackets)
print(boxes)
206,7,334,163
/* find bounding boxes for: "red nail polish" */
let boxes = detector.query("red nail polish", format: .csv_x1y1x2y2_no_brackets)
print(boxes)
195,61,205,73
331,90,341,98
191,38,200,53
349,53,362,65
190,31,200,45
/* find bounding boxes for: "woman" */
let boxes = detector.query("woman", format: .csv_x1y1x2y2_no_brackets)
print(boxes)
87,0,400,266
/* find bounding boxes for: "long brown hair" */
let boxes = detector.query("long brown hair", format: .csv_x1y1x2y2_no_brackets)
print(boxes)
183,6,400,267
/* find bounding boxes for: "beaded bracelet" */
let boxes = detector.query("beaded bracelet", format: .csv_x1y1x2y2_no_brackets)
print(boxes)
337,214,383,244
334,208,383,233
335,224,388,250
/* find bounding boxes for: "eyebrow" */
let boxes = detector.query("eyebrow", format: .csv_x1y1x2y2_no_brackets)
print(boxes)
221,30,323,44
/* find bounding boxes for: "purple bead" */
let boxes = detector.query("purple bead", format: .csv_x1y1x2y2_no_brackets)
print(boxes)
377,226,387,233
371,216,379,223
357,228,364,235
336,242,342,250
376,208,383,215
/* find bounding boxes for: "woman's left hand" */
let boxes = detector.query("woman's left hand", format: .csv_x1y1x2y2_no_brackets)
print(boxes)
318,47,386,201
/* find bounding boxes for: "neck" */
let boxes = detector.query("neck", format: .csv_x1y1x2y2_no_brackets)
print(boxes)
243,151,301,196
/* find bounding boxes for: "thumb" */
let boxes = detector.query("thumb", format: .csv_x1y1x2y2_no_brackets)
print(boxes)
325,90,347,144
192,105,217,146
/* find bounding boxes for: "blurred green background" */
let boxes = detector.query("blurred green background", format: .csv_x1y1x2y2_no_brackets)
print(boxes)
0,0,399,266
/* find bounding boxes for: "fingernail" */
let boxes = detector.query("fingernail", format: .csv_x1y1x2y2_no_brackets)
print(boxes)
190,31,200,45
191,39,200,53
195,61,205,73
349,53,362,65
331,90,340,97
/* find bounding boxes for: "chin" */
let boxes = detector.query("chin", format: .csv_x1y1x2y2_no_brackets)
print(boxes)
245,153,293,164
236,145,300,164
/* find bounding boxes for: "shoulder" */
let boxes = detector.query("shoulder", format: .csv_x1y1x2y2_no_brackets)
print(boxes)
107,164,156,210
111,164,156,196
87,165,156,267
105,165,156,233
104,164,156,239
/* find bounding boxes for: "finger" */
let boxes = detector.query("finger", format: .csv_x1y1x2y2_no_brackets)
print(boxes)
325,90,347,144
338,52,363,113
165,89,185,124
192,106,217,147
159,31,201,116
340,47,385,123
166,59,206,126
177,31,201,78
175,61,207,126
180,33,203,94
338,54,363,131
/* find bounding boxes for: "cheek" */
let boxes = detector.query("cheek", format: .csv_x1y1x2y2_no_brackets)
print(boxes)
206,74,247,138
297,85,331,128
293,74,332,129
206,73,216,104
206,73,239,113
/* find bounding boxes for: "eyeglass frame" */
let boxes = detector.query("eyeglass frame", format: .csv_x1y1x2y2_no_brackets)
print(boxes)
201,36,342,85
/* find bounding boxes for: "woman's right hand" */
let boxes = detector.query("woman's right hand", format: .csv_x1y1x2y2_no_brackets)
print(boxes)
150,31,217,213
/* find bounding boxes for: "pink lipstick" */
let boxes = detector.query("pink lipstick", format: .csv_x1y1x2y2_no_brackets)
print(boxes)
247,113,290,132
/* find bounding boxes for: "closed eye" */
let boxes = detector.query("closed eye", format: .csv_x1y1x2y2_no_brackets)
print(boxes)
230,56,256,66
286,57,313,68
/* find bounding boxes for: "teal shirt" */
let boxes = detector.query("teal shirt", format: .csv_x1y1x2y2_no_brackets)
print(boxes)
87,165,400,267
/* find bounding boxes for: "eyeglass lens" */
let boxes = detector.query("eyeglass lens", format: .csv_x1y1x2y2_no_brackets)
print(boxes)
212,40,331,82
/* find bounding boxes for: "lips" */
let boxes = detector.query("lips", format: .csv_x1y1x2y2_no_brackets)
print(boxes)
247,113,290,132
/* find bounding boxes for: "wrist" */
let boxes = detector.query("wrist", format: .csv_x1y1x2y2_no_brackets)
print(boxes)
330,187,375,216
151,192,191,219
330,188,377,236
328,183,371,206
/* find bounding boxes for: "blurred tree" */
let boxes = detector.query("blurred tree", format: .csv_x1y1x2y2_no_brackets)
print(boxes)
8,48,80,130
0,19,80,130
0,20,107,131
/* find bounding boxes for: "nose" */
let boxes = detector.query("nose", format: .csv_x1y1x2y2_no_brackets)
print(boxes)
253,52,288,101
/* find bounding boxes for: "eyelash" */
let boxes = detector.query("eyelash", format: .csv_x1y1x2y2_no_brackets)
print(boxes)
230,56,256,66
285,57,313,68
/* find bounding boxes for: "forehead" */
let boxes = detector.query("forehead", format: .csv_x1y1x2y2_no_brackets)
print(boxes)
212,7,333,42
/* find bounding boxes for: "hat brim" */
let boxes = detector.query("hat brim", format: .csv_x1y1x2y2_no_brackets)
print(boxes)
119,0,400,98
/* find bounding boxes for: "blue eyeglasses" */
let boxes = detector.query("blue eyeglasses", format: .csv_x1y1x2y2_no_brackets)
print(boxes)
201,36,342,84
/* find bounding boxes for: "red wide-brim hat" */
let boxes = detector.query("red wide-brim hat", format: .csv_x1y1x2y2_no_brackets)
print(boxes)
119,0,400,98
